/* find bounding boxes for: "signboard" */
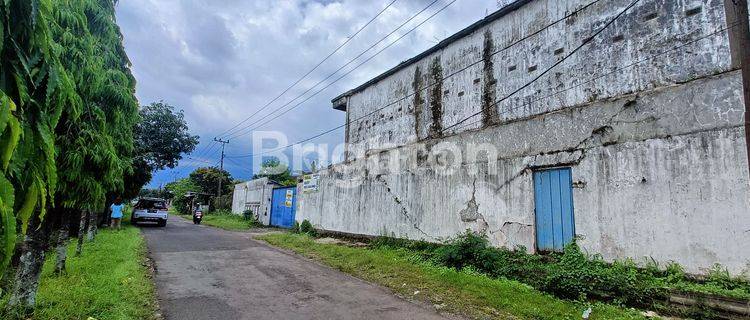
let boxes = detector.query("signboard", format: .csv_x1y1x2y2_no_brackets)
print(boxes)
285,189,293,207
302,174,320,193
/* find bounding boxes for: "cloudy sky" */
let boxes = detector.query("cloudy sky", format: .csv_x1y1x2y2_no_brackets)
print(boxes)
115,0,502,187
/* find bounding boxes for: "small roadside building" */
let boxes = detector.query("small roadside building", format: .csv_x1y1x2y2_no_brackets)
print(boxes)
231,178,280,225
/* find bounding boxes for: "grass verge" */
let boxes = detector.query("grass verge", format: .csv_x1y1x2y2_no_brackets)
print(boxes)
1,225,158,320
257,232,645,320
177,212,257,231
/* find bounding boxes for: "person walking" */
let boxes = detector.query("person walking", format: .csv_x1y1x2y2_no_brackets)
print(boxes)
110,197,125,230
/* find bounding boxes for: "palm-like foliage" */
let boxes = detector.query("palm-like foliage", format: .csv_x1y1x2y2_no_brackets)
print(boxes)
51,0,137,212
0,0,137,280
0,0,80,275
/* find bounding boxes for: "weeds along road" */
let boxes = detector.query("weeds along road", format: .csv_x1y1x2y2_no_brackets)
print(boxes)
141,217,450,320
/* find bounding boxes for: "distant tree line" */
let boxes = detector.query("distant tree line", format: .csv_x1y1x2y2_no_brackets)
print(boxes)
161,159,299,215
165,166,234,214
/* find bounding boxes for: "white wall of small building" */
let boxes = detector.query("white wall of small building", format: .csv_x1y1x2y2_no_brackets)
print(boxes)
231,178,277,225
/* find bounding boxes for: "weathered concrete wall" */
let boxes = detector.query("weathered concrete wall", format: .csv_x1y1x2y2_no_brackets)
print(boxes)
302,69,750,274
344,0,732,158
300,0,750,275
231,178,277,225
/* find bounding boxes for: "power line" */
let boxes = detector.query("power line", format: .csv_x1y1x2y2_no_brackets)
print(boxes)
228,2,734,159
443,0,641,132
448,23,739,132
228,0,609,139
223,0,451,140
190,139,219,163
188,0,399,161
216,0,399,138
224,157,254,176
224,0,604,157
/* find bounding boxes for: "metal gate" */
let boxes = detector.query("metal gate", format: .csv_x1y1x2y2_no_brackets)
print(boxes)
533,168,575,252
270,186,297,228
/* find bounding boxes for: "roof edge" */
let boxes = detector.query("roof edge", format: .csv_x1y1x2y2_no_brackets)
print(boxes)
330,0,533,104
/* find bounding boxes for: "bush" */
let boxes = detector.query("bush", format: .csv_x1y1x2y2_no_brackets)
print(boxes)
433,231,501,273
212,194,232,211
291,221,301,234
242,209,253,220
431,232,667,307
345,231,749,317
299,220,317,237
706,264,750,292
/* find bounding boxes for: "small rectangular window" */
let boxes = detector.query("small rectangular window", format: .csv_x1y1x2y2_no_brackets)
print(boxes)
612,34,625,43
508,65,517,72
528,65,538,72
643,12,657,21
457,91,465,97
473,78,481,84
685,7,702,17
553,48,564,55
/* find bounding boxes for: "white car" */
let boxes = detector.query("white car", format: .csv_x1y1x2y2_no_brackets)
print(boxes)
132,197,168,227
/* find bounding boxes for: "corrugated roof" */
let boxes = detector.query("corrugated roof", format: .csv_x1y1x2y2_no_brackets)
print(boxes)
331,0,531,104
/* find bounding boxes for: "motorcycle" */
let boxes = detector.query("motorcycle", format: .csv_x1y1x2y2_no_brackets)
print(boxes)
193,210,203,225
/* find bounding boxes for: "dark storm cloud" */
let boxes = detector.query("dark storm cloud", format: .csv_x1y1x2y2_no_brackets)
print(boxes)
115,0,498,186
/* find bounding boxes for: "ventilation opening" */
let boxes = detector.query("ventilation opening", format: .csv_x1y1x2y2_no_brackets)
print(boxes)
643,12,657,21
508,65,517,72
685,6,702,17
612,34,625,43
473,78,481,84
457,91,465,97
553,48,564,55
528,65,538,72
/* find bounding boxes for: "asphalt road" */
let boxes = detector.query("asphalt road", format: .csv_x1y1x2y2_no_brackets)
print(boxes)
141,217,448,320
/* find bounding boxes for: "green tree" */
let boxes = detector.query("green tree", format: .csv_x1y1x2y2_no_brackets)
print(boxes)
2,0,141,314
0,0,79,286
124,101,199,199
189,167,233,196
139,188,171,200
253,158,297,186
165,178,199,215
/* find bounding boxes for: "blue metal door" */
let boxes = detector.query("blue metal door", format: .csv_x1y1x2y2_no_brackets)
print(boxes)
270,187,296,228
533,168,575,252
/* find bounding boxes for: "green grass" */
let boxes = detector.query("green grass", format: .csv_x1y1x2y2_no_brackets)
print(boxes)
257,232,646,320
177,212,256,231
2,225,158,320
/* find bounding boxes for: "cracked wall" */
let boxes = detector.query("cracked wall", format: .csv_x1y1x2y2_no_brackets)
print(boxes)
344,0,732,158
304,0,750,275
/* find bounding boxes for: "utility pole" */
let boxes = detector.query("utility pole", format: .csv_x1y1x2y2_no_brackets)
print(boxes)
214,138,230,198
724,0,750,180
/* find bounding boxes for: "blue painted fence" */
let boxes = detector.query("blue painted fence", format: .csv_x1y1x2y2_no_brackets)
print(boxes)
533,168,575,252
270,186,297,228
